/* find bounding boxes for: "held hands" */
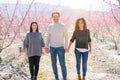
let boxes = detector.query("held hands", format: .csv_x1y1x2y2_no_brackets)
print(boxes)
67,47,70,53
64,48,68,53
45,48,50,53
45,48,69,54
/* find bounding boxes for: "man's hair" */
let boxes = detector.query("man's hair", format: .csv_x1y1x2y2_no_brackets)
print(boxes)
52,12,60,17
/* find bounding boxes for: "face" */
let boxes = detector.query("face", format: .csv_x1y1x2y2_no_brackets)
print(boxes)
78,20,84,29
32,23,37,31
52,13,60,23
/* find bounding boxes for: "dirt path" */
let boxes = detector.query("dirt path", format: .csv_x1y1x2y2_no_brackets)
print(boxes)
0,39,120,80
37,39,120,80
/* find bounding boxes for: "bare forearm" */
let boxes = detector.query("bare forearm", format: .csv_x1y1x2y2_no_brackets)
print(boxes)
88,42,91,50
24,48,28,56
68,41,73,50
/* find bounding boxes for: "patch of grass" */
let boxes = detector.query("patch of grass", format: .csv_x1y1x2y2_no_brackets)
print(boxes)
38,71,46,79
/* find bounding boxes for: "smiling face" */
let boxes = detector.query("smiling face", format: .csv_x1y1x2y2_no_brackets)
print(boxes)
32,23,37,32
52,12,60,23
75,18,87,31
30,22,38,32
78,19,84,29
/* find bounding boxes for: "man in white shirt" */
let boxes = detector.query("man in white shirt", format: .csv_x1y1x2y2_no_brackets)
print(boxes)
45,12,68,80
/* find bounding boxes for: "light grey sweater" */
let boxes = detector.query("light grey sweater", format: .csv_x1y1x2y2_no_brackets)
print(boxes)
45,23,68,48
23,32,45,57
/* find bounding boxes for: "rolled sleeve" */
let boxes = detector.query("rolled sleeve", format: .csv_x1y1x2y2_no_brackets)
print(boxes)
70,31,76,42
88,30,91,42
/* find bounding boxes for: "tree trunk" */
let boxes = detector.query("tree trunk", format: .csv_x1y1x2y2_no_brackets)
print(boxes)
0,57,2,63
115,43,118,50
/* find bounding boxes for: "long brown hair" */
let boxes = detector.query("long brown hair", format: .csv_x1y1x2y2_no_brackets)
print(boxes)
30,22,39,32
75,18,87,31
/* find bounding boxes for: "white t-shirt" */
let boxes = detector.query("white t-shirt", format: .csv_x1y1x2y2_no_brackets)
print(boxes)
76,48,88,53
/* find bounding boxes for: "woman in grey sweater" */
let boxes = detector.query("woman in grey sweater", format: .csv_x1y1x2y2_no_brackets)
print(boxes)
23,22,45,80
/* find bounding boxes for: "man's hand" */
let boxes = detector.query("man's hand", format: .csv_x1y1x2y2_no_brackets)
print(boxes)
64,48,68,53
45,48,50,53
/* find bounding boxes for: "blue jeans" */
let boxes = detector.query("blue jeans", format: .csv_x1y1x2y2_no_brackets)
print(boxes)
75,49,88,76
50,47,67,80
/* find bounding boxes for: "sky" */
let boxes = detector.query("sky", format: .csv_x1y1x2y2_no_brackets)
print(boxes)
0,0,118,11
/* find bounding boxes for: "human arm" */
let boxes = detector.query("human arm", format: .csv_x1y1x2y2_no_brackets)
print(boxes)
68,31,76,52
88,30,92,53
23,33,29,59
63,27,68,53
45,27,50,53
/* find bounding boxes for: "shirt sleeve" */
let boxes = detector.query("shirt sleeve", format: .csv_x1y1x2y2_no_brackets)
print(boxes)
45,26,50,48
88,30,91,42
70,31,76,42
63,27,68,49
23,33,29,48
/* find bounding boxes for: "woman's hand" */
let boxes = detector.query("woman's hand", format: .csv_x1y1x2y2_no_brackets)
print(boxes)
89,48,92,59
67,48,69,53
88,42,92,54
24,48,28,62
25,53,28,61
89,48,92,54
67,47,70,53
25,53,28,59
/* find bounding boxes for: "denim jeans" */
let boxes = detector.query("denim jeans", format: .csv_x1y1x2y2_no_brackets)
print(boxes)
50,47,67,80
75,48,88,76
